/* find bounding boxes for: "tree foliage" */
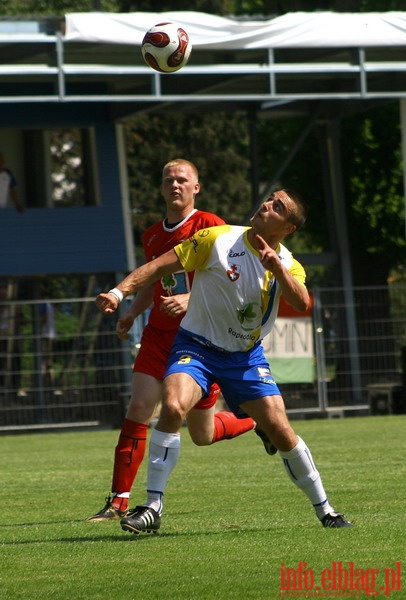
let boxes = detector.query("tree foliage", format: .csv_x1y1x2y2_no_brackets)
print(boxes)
342,103,406,283
254,107,406,285
2,0,406,15
125,111,252,249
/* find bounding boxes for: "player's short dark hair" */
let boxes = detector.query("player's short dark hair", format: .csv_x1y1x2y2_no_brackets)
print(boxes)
283,188,309,230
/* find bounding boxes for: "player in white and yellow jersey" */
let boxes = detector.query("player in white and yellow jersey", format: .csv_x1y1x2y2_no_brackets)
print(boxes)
175,224,306,353
96,189,352,533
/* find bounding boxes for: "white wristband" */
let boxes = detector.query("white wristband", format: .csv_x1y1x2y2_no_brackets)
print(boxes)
108,287,124,304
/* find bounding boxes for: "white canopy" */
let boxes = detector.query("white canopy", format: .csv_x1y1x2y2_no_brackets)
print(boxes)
64,11,406,48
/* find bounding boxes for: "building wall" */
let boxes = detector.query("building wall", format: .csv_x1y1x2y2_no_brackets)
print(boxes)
0,205,128,275
0,120,134,277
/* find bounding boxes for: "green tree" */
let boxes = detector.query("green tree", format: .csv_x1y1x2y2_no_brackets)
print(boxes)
255,106,406,286
342,103,406,284
125,111,252,248
0,1,103,15
2,0,406,16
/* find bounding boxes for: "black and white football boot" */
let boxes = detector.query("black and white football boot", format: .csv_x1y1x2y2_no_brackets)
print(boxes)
120,505,161,534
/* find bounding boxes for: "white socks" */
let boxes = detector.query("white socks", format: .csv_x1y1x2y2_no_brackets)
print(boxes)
145,429,181,515
279,436,334,519
144,431,333,521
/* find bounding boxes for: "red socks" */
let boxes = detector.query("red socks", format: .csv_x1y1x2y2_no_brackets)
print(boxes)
111,419,148,504
110,413,254,506
110,495,129,512
212,411,255,443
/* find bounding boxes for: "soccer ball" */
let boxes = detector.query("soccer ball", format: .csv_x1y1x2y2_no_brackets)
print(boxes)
141,22,192,73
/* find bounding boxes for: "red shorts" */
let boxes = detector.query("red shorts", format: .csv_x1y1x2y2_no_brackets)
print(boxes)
133,323,219,410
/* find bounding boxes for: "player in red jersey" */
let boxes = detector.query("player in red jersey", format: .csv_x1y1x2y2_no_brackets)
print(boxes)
87,158,274,521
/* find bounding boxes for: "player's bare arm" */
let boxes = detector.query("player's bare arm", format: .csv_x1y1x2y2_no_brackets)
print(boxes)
255,234,309,313
96,249,182,314
115,286,155,340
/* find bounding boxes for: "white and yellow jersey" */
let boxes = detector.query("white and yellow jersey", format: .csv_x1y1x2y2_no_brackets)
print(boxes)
174,225,306,352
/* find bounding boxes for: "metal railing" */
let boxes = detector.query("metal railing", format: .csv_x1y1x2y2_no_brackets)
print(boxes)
0,34,405,104
0,285,405,432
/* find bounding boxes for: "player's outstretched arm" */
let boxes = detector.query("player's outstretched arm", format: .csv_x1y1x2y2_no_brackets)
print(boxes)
255,234,309,313
96,249,182,314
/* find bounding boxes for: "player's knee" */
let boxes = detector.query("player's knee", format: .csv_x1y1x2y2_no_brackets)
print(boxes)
268,422,297,452
126,395,156,422
160,398,187,428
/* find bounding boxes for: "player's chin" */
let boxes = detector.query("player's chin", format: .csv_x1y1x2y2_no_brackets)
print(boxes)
168,198,183,208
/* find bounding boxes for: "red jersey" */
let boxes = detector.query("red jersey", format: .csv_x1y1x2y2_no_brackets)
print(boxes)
142,209,225,331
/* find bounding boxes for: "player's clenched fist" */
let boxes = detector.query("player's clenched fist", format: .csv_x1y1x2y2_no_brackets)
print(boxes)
95,292,120,314
116,314,134,340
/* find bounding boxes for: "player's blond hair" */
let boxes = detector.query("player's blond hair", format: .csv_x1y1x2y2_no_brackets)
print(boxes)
162,158,199,182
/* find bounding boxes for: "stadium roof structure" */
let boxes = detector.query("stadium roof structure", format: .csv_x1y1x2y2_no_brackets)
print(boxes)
0,11,405,118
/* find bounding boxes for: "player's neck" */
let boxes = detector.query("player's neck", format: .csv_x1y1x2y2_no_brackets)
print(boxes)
164,217,183,228
247,228,279,251
165,206,195,225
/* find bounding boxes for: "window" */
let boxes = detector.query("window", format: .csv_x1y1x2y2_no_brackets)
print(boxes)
24,128,99,207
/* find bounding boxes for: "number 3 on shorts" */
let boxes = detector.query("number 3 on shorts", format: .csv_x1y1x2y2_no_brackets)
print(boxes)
178,354,192,364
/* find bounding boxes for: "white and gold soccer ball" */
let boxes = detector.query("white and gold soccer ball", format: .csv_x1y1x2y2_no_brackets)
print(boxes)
141,22,192,73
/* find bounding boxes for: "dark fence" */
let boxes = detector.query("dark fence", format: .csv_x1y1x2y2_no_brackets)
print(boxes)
0,297,146,432
280,285,406,416
1,285,405,432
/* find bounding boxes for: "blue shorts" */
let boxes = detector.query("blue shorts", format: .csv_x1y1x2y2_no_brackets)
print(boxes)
164,331,281,418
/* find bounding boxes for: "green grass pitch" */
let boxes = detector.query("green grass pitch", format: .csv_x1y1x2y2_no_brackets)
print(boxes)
1,415,404,599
